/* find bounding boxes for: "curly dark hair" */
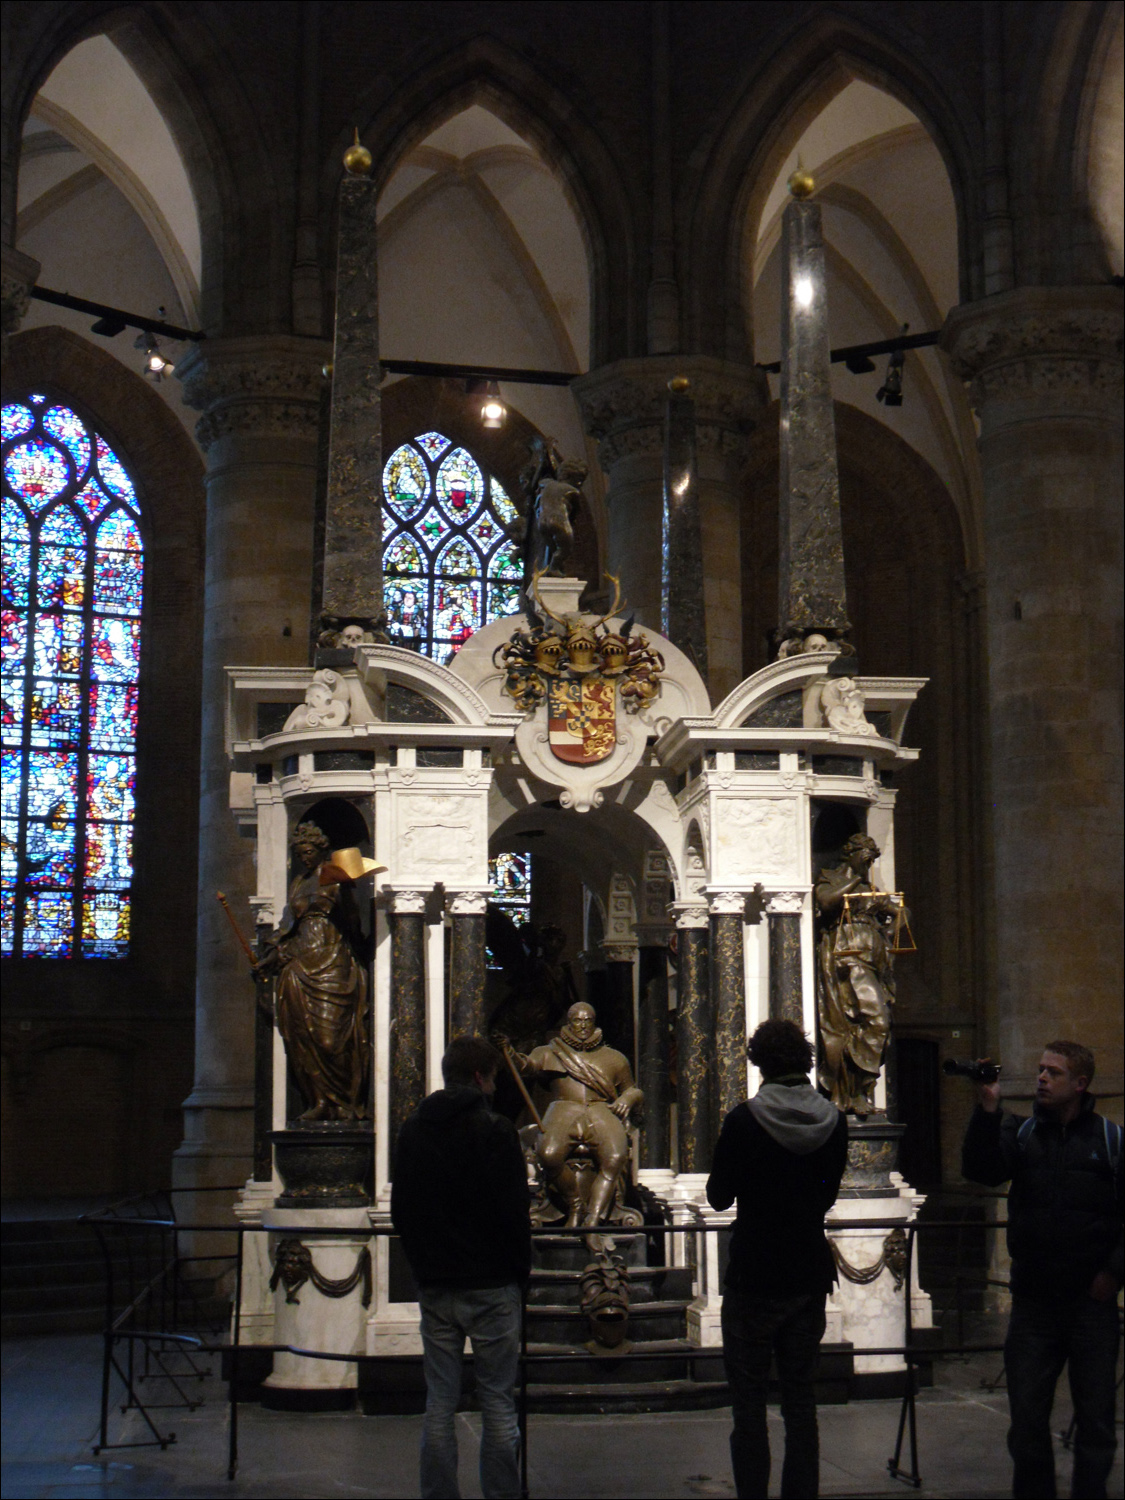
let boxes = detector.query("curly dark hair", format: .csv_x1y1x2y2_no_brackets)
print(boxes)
747,1019,814,1079
293,821,331,853
1043,1039,1095,1086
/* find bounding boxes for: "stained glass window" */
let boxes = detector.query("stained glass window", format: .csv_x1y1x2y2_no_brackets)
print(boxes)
489,852,531,927
382,433,522,659
2,395,143,958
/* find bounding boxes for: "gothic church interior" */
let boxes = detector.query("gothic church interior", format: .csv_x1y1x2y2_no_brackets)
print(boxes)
2,2,1122,1266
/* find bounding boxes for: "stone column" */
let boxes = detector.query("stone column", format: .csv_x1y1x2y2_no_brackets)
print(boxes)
943,287,1123,1081
573,356,767,703
636,927,672,1171
766,890,805,1025
174,336,330,1195
601,941,638,1071
673,905,712,1173
710,892,747,1122
447,890,488,1037
389,890,428,1156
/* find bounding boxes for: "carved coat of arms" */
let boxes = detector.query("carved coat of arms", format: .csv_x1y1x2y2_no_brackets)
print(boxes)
494,577,664,767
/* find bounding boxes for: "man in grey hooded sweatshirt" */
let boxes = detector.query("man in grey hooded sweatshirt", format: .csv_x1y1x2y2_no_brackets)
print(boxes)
707,1018,848,1499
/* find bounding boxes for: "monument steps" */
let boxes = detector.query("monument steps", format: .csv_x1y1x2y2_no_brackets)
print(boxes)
1,1221,119,1335
526,1298,688,1344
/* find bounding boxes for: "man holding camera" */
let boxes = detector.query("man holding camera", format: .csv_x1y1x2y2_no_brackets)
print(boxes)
962,1041,1123,1500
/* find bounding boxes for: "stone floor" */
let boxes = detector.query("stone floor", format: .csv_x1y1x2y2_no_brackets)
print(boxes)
2,1332,1121,1499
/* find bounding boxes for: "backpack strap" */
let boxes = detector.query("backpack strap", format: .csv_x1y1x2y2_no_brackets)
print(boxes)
1016,1115,1037,1151
1102,1118,1122,1173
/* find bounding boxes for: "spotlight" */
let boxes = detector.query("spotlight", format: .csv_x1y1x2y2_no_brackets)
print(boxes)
793,276,814,309
877,324,908,407
480,379,506,429
135,332,174,383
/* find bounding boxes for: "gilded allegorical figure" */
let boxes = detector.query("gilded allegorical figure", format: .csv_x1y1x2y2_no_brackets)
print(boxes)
815,832,905,1115
256,823,375,1122
509,1001,643,1228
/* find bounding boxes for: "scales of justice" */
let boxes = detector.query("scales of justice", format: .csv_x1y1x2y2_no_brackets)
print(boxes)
220,150,934,1410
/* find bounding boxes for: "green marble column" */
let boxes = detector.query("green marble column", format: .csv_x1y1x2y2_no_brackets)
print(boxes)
767,891,805,1025
448,891,488,1037
389,893,427,1155
674,909,712,1173
710,894,747,1123
602,944,637,1070
637,938,672,1170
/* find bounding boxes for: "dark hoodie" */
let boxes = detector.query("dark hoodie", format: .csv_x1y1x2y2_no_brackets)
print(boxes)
391,1086,532,1289
962,1094,1123,1300
707,1079,848,1296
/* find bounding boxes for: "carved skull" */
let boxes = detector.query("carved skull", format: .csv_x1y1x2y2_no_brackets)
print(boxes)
338,624,366,648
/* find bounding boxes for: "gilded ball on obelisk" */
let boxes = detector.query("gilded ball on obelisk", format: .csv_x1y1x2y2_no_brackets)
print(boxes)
788,164,816,199
343,128,373,176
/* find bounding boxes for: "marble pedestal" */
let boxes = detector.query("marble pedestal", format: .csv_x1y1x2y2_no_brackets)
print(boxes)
260,1206,372,1409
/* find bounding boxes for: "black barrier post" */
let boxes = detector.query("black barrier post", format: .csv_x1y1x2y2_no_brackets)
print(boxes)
887,1222,921,1487
228,1230,244,1480
519,1291,530,1498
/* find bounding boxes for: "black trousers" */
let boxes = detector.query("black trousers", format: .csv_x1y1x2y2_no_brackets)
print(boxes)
1006,1291,1121,1500
720,1287,827,1500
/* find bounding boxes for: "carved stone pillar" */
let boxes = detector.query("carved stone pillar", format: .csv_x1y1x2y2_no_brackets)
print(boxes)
573,356,767,702
601,941,637,1070
766,890,805,1026
389,890,428,1155
636,926,672,1171
710,892,747,1123
174,336,331,1195
447,890,488,1037
943,287,1124,1079
673,905,712,1173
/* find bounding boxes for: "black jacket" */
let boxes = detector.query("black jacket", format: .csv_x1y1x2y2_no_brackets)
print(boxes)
706,1099,849,1296
962,1096,1124,1300
391,1086,532,1289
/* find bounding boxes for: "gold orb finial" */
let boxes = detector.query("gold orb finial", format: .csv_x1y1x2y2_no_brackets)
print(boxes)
343,127,373,176
668,375,691,394
788,161,815,199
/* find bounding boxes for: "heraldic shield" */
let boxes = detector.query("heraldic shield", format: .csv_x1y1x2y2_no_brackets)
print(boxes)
547,676,616,765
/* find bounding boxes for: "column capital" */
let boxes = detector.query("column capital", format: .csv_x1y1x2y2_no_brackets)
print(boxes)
389,888,429,915
672,903,710,930
1,245,41,338
601,940,637,964
571,355,767,471
941,286,1123,424
445,890,488,917
765,889,807,915
708,890,747,916
176,335,332,451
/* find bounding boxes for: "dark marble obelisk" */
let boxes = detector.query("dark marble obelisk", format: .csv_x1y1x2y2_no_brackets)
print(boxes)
778,180,850,646
323,168,383,620
662,381,708,678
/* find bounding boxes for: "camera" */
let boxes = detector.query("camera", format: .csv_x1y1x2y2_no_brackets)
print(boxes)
943,1058,1001,1084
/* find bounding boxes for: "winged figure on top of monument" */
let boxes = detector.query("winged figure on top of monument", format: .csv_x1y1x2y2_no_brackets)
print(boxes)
493,573,665,766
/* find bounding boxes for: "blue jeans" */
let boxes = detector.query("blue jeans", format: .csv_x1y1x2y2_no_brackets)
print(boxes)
721,1288,827,1499
1005,1291,1121,1499
418,1283,522,1500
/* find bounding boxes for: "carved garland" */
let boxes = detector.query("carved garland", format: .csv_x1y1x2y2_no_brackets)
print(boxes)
830,1226,908,1291
269,1237,373,1307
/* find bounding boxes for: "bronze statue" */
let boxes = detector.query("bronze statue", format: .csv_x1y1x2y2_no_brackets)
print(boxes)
814,832,906,1114
256,824,377,1122
509,1001,643,1228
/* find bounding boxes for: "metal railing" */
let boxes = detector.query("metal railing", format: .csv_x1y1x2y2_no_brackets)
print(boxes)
76,1198,1056,1492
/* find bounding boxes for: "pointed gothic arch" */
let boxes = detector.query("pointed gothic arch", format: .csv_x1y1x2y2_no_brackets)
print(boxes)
678,13,980,357
340,34,639,365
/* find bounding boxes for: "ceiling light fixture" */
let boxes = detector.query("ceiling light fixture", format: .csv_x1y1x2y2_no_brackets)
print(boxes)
480,379,507,429
876,324,909,407
135,332,174,383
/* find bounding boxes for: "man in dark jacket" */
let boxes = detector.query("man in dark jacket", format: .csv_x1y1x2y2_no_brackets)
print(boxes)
962,1039,1122,1500
392,1036,530,1500
707,1019,848,1499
